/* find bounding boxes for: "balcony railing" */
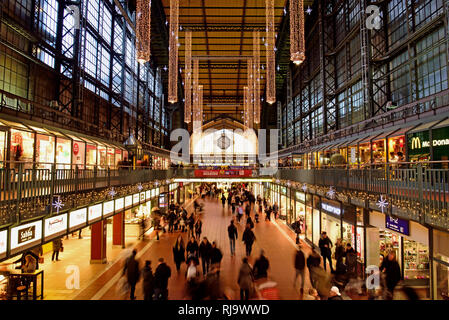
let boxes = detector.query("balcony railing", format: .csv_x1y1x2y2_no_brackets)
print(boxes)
274,162,449,230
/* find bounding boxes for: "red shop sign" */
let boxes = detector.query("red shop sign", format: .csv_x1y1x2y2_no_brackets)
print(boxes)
194,169,253,178
73,143,79,155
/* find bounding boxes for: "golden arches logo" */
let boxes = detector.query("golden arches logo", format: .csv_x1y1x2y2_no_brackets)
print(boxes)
411,137,421,150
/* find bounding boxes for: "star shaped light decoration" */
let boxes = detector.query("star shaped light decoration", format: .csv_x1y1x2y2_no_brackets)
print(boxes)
376,195,389,214
137,183,143,192
108,187,117,198
52,198,65,214
301,184,308,192
326,186,336,199
306,6,312,15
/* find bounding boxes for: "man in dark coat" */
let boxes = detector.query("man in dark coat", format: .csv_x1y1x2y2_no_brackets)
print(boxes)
227,220,238,256
199,237,212,276
380,251,402,300
154,258,171,300
318,232,334,272
242,224,256,256
173,236,185,272
123,249,140,300
253,250,270,279
186,237,199,265
210,241,223,276
294,246,306,296
142,260,154,300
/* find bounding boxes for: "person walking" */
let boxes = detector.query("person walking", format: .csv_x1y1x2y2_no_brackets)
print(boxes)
272,202,279,219
238,257,254,300
345,243,357,279
154,258,171,300
318,232,334,273
380,250,401,300
246,215,254,229
194,219,203,240
334,239,346,274
294,244,306,298
187,214,195,238
186,236,199,265
142,260,154,300
52,238,63,262
173,235,185,273
199,237,212,276
221,194,226,208
237,205,244,223
242,224,256,256
265,205,272,221
227,220,238,256
210,241,223,276
253,250,270,280
123,249,140,300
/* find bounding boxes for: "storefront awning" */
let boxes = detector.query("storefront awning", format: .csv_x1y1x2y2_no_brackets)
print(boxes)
430,117,449,130
407,119,443,134
333,137,358,149
342,134,371,147
387,123,422,138
0,118,31,131
371,127,401,142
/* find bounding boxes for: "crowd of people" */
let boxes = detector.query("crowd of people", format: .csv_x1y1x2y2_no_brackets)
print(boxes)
119,182,415,301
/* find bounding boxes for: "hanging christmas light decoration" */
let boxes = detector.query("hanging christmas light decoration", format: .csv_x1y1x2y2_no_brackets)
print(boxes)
243,86,249,127
168,0,179,103
247,59,254,129
290,0,306,65
253,31,261,124
266,0,276,104
136,0,151,64
192,59,200,130
184,30,192,123
198,84,203,125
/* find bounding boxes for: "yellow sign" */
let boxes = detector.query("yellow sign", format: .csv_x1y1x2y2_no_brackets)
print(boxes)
411,137,421,150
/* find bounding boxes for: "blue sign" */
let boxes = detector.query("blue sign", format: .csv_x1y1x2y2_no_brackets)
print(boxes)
385,216,410,236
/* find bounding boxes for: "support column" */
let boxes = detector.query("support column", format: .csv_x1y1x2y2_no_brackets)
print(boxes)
113,212,125,248
90,220,107,264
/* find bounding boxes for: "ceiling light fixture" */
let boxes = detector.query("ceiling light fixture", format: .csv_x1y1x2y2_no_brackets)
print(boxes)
290,0,306,65
136,0,151,64
266,0,276,104
184,30,192,123
168,0,179,103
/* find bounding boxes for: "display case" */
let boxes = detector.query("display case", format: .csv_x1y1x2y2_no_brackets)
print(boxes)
404,240,430,280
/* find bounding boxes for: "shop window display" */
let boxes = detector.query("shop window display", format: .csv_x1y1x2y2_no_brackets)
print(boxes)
86,144,97,168
36,134,55,169
322,214,340,247
348,146,358,167
56,138,71,169
403,239,430,280
97,145,107,169
435,255,449,300
72,140,86,169
359,142,371,166
10,129,34,169
107,147,115,168
305,206,313,241
388,136,405,163
372,139,386,164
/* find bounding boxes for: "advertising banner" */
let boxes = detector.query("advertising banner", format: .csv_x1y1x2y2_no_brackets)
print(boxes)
103,200,115,218
0,229,7,259
132,193,140,206
10,221,42,255
194,169,253,178
88,203,103,223
115,197,124,212
69,208,87,232
125,195,133,208
44,213,68,242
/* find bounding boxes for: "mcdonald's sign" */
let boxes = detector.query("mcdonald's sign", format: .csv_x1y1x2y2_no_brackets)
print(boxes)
411,137,421,150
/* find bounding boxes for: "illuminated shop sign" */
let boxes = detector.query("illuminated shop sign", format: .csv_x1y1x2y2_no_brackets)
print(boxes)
69,208,87,232
115,197,124,212
125,195,133,208
88,203,102,223
385,215,410,236
409,137,449,150
145,190,151,200
10,221,42,255
133,193,140,205
44,213,68,241
321,202,341,216
140,192,145,202
296,192,306,202
0,230,7,259
103,200,115,218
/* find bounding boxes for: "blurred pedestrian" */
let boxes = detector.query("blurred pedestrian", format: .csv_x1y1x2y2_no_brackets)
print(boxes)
123,249,140,300
142,260,154,300
173,235,185,272
227,220,238,256
238,257,254,300
195,219,203,240
199,237,212,276
294,245,306,297
52,238,63,262
318,232,334,272
242,224,256,256
253,250,269,280
154,258,171,300
210,241,223,276
380,250,401,300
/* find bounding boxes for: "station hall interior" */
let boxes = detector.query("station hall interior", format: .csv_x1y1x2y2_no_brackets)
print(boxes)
0,0,448,301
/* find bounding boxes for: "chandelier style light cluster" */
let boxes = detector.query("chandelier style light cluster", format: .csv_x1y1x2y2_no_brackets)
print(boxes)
168,0,179,103
253,31,261,124
136,0,151,64
192,59,201,131
266,0,276,104
244,86,249,127
290,0,306,65
246,59,254,129
184,30,192,123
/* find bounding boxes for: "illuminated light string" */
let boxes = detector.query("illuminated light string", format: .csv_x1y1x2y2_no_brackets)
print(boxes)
253,31,261,124
377,195,389,214
243,86,249,127
266,0,276,104
136,0,151,64
184,30,192,123
52,198,65,214
290,0,306,65
168,0,179,103
247,58,254,129
192,59,201,132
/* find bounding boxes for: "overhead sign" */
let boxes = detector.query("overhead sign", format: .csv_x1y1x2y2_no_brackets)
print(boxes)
386,215,410,236
321,202,341,216
10,221,42,255
145,190,151,200
88,203,102,223
125,195,133,208
44,213,68,241
115,197,124,212
69,208,87,232
296,192,306,202
132,193,140,205
151,189,156,198
103,200,115,218
140,192,145,202
194,169,253,178
0,229,7,259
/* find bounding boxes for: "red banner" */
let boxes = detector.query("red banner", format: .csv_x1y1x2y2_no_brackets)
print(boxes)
194,169,253,178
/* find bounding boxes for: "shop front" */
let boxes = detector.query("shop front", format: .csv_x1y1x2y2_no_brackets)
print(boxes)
369,210,430,291
291,191,306,234
433,229,449,300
